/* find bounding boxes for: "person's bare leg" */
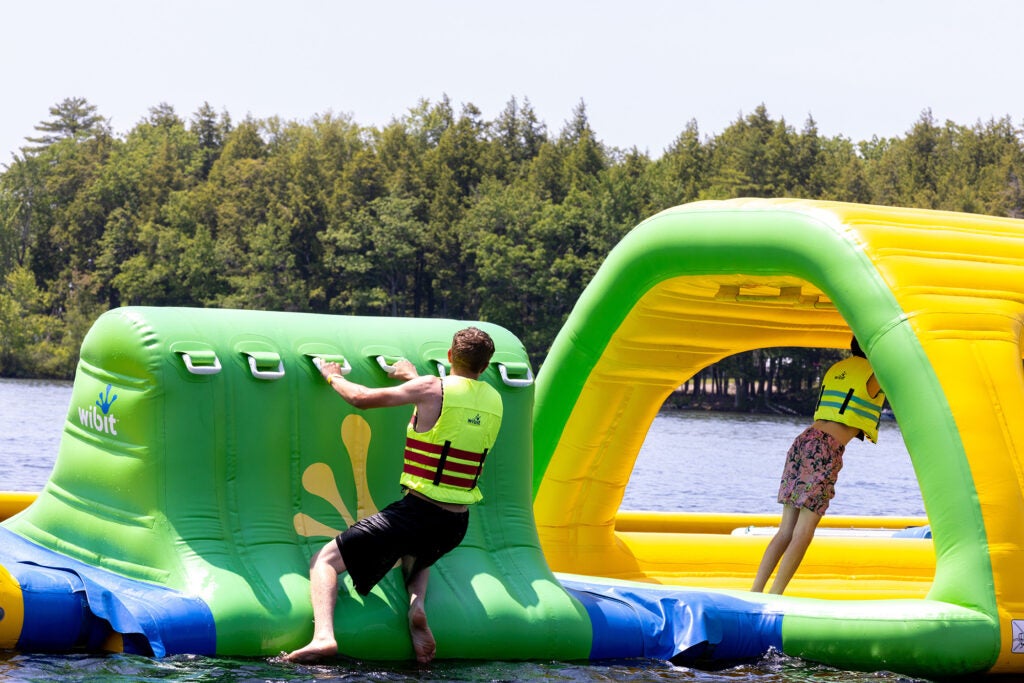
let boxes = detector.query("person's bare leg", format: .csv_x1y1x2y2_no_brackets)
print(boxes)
284,540,347,663
767,507,821,595
403,557,435,664
751,504,798,592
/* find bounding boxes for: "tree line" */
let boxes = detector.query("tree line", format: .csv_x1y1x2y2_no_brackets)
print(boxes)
1,96,1022,411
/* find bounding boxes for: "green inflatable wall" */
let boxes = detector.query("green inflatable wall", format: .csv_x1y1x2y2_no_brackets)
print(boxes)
7,307,591,658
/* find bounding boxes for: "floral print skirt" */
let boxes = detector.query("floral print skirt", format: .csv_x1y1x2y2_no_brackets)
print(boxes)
777,426,845,516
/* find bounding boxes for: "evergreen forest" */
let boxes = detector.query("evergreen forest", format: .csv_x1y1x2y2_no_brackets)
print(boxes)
2,96,1023,411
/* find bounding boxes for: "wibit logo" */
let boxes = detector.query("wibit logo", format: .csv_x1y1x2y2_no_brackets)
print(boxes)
467,413,481,426
78,384,119,435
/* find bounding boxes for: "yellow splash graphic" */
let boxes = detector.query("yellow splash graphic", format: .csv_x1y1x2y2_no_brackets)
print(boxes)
293,414,381,539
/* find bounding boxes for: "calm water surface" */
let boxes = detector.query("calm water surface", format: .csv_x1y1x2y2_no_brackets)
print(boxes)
625,409,923,517
0,379,930,682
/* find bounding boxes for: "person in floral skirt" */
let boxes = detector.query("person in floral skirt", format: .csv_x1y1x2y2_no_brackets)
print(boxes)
751,337,885,594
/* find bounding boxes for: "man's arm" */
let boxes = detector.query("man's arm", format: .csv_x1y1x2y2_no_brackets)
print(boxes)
319,359,439,410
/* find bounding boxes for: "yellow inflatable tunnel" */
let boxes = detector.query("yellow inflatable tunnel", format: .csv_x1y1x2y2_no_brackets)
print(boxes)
4,198,1024,678
533,198,1024,675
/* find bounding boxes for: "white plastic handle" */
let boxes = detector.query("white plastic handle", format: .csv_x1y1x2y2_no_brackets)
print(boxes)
247,355,285,380
312,356,351,376
181,353,222,375
376,356,398,373
498,363,534,388
435,362,448,378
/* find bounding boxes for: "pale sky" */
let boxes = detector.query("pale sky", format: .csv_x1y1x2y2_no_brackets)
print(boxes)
3,0,1023,166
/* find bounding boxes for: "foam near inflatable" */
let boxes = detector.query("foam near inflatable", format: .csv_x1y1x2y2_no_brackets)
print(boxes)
2,198,1024,679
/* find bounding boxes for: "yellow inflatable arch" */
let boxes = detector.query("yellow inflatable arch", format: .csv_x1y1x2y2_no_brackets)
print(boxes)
533,198,1024,675
3,198,1024,678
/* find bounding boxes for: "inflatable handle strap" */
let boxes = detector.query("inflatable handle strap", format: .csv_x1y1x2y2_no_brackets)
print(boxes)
498,362,534,388
178,351,222,375
244,352,285,381
427,355,450,378
309,355,352,376
375,355,404,374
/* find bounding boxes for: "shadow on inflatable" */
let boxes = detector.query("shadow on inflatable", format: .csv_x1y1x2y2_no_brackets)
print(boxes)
2,198,1024,678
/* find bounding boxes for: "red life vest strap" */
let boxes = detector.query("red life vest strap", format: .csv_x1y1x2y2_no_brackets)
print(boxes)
403,437,488,490
405,437,485,464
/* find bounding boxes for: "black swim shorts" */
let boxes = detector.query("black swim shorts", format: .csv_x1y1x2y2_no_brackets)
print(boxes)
335,492,469,596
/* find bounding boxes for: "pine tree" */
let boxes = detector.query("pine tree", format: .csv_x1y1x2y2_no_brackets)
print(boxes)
23,97,108,152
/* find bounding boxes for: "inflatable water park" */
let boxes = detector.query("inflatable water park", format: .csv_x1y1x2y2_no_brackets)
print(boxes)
2,198,1024,678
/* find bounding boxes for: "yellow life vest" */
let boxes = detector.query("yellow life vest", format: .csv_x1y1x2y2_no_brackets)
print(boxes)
400,375,504,505
813,355,885,443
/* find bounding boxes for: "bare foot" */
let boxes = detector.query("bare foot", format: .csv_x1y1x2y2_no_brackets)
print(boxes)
282,636,338,663
408,604,436,664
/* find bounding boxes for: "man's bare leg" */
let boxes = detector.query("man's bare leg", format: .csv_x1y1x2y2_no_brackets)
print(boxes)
403,558,435,664
284,540,347,663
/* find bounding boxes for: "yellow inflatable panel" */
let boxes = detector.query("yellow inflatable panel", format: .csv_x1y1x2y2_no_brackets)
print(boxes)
534,198,1024,675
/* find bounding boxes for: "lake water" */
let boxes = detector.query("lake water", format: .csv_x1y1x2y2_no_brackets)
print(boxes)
625,409,923,517
0,378,928,682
